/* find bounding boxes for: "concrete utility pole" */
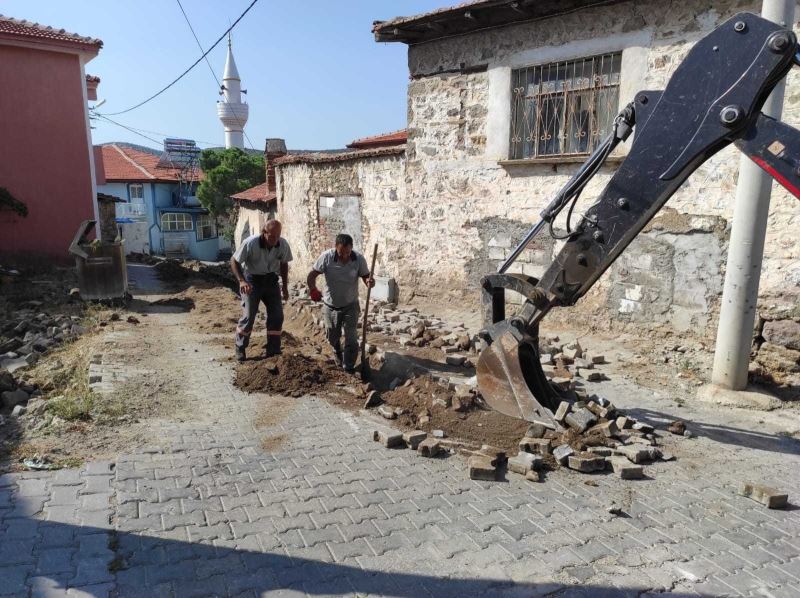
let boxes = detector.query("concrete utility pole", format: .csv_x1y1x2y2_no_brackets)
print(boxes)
710,0,796,391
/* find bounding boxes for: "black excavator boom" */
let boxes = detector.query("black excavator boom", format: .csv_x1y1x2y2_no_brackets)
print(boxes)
476,12,800,426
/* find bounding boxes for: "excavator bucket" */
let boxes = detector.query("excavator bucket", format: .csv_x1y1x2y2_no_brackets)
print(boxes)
477,274,562,428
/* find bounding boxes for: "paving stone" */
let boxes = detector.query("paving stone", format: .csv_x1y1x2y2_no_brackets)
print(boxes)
739,482,789,509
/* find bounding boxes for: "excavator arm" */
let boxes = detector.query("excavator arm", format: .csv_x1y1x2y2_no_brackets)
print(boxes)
477,12,800,426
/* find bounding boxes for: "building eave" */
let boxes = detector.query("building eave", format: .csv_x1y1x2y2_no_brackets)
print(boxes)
372,0,628,44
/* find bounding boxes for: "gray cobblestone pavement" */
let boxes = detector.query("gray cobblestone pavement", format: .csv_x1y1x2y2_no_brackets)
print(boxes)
2,286,800,596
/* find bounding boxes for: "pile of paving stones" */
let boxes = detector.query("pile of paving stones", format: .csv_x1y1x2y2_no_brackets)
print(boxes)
0,367,44,425
489,393,685,482
0,305,86,375
538,334,609,390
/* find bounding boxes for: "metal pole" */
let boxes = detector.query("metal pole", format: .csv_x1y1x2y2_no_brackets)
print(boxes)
711,0,795,389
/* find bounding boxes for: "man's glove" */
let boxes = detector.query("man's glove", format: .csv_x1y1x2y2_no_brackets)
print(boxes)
310,288,322,302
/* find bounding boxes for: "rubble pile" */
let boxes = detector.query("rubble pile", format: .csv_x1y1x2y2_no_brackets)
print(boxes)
0,368,43,427
490,394,685,482
537,334,609,391
287,283,477,363
0,306,86,375
361,374,529,453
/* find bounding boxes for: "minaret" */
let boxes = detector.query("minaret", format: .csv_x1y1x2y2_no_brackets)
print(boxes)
216,34,249,149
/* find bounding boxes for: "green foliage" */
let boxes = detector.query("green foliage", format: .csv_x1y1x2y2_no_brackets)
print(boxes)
47,394,94,421
0,187,28,217
197,148,265,216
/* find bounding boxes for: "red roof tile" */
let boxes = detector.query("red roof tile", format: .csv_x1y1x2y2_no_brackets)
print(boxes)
0,15,102,52
98,144,202,183
347,129,407,149
230,181,276,204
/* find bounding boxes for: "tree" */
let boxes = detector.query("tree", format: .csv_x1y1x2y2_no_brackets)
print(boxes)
197,148,265,216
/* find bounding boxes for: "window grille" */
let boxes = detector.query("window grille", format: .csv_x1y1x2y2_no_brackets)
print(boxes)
510,53,621,159
161,212,193,231
196,214,217,240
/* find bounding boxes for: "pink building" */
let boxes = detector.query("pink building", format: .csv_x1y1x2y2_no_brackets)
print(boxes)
0,16,102,260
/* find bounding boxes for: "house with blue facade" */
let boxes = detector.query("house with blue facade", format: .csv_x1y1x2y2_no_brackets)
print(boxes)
95,142,222,261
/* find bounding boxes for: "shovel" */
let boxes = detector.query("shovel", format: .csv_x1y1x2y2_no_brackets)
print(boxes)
360,243,379,381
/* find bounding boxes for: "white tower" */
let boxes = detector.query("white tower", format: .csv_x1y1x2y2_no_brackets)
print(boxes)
216,35,249,149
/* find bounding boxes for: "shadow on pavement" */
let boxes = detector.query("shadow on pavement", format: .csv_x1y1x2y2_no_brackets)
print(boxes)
5,517,700,597
626,406,800,456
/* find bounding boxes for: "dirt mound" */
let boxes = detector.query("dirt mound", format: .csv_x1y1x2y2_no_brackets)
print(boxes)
235,353,353,398
154,260,191,281
377,377,529,453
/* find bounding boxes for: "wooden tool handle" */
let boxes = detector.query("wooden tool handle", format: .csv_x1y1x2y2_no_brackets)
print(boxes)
361,243,378,363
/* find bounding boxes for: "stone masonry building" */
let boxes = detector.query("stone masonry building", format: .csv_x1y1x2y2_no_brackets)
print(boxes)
269,0,799,386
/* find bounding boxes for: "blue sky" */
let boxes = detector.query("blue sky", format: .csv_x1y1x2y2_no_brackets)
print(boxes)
4,0,445,151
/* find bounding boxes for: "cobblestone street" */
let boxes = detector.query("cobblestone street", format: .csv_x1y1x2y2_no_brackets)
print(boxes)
2,280,800,597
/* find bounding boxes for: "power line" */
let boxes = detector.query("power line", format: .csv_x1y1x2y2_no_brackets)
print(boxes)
93,112,220,148
104,0,260,116
174,0,257,151
93,113,161,145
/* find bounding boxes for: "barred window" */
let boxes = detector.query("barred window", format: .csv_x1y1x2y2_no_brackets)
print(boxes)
510,53,621,160
161,212,192,231
196,214,217,240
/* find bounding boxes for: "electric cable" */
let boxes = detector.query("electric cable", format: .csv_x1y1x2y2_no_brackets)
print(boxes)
174,0,256,150
102,0,259,116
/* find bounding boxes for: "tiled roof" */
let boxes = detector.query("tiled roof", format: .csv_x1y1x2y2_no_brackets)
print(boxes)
347,129,407,149
372,0,627,44
0,15,102,52
98,144,203,183
274,145,405,166
230,182,276,204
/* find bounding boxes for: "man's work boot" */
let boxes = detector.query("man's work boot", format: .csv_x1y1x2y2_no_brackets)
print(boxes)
235,347,246,363
265,334,282,358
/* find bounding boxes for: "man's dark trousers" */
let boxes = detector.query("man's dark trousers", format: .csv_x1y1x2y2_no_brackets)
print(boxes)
235,273,283,355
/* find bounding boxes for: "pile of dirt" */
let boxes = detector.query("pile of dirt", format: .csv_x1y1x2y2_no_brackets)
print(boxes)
235,353,354,398
154,260,191,282
372,376,529,453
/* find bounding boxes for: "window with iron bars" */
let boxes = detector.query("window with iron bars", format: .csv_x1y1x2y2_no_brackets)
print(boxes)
510,53,622,160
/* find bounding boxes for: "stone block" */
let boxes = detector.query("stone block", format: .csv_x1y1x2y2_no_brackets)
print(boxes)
632,422,655,434
598,421,619,438
372,276,398,303
526,423,546,438
607,457,644,479
590,354,606,364
432,429,445,438
551,377,572,391
377,405,396,420
563,347,580,360
762,319,800,351
567,454,606,473
402,430,427,450
553,444,574,465
479,444,507,466
554,401,571,423
565,408,596,433
508,452,541,475
616,416,631,430
445,355,467,366
519,437,551,454
11,404,26,417
468,456,496,481
668,421,686,435
615,444,660,464
372,431,404,448
587,446,613,456
540,353,553,365
525,470,541,482
739,482,788,509
417,438,441,458
1,389,28,409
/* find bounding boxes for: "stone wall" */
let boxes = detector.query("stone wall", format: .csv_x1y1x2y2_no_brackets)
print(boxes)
399,0,800,344
275,152,406,288
232,201,275,247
